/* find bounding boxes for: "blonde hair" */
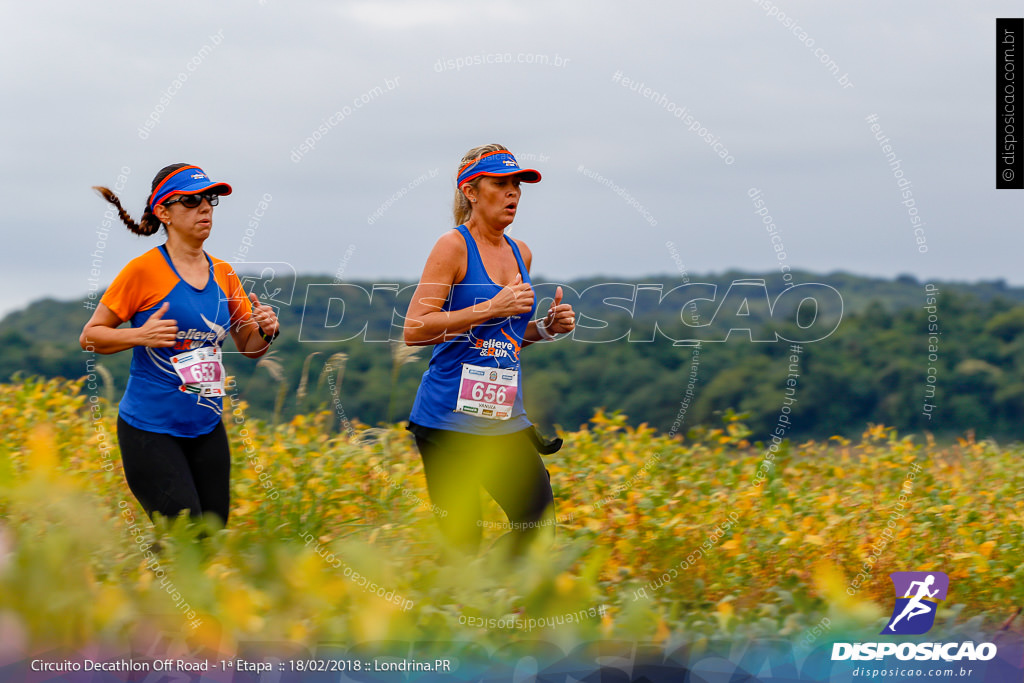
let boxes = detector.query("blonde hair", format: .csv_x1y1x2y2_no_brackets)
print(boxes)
452,143,508,226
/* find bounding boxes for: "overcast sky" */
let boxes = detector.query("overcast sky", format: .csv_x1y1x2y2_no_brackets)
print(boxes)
1,1,1020,317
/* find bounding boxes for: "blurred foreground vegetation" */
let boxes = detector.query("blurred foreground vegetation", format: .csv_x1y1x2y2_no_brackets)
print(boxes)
0,377,1021,659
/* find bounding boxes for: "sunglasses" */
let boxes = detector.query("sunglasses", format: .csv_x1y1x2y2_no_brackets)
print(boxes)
163,193,220,208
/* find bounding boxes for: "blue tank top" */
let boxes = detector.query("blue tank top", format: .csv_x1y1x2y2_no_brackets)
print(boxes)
408,225,536,434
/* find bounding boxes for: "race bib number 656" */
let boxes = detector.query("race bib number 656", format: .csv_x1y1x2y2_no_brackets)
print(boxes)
455,363,518,420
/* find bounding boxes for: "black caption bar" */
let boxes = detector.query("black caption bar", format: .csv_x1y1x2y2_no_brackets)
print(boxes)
997,18,1023,189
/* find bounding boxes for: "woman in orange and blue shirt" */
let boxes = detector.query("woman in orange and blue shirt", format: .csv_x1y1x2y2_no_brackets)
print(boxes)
81,163,279,527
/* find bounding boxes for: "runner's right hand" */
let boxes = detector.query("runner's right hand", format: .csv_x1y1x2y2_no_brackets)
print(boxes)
486,273,535,318
137,301,178,347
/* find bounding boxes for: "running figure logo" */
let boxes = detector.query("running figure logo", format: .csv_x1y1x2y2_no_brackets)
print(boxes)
882,571,949,635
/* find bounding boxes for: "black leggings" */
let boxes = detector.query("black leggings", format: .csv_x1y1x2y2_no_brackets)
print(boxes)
410,424,555,555
117,416,231,526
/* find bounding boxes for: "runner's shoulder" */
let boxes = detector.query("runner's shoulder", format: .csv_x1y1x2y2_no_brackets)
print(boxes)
432,228,468,264
121,246,166,270
435,228,469,255
207,252,238,276
428,229,469,277
113,247,168,280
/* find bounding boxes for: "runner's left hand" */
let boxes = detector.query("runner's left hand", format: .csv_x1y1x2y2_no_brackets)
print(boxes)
544,287,575,334
249,292,280,337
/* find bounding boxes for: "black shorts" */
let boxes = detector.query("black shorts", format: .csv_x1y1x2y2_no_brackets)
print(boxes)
407,422,554,553
117,416,231,525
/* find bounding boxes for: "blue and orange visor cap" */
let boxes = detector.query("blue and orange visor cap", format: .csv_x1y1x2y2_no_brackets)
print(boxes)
457,151,542,187
146,165,233,212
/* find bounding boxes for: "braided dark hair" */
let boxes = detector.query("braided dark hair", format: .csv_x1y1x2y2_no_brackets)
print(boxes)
93,163,189,236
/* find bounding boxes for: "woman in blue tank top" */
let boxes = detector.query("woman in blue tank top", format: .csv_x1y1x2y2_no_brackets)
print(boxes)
405,144,576,557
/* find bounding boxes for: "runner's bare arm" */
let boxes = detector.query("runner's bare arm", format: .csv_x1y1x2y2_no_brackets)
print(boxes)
229,293,280,359
80,302,178,354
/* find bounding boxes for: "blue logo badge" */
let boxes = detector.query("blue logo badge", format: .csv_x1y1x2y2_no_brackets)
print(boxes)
881,571,949,635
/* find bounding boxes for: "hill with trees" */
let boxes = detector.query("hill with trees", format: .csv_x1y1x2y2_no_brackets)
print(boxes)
3,269,1022,440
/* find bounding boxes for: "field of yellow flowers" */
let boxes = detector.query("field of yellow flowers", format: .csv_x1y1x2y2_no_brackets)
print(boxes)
0,376,1021,661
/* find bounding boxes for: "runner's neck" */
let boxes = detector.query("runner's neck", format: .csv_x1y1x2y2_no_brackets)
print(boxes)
164,237,208,267
465,221,508,249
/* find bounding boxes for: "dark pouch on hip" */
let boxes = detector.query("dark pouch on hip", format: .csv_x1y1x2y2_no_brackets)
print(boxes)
528,425,563,455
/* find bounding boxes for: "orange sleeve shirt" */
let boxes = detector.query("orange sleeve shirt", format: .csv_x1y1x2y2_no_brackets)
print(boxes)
101,246,253,437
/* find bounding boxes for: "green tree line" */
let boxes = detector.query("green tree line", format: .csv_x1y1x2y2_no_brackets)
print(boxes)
2,271,1021,440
